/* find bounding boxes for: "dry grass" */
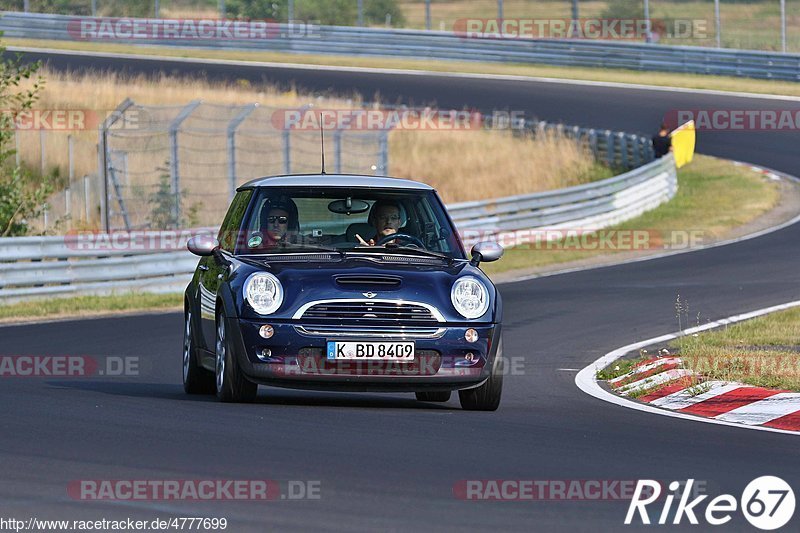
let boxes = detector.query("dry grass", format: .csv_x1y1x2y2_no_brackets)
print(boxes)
17,68,606,229
390,128,611,203
673,306,800,390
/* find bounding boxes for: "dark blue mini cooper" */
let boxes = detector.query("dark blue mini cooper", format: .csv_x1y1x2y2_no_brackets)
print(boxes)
183,174,504,410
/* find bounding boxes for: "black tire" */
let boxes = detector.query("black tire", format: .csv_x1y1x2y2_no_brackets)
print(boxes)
215,314,258,403
415,391,452,402
459,338,504,411
183,309,214,394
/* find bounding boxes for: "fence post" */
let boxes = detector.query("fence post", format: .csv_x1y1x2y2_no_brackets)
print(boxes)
169,100,202,227
377,130,389,176
99,98,134,232
283,129,291,174
226,103,257,201
334,128,342,174
39,129,45,177
14,129,20,167
83,175,90,224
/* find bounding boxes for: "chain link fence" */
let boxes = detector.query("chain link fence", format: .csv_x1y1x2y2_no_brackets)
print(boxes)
99,99,386,231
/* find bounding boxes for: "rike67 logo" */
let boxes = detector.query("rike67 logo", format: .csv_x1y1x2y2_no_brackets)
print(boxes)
626,477,795,530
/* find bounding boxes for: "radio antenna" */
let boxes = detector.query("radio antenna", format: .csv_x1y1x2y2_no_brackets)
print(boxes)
320,113,326,175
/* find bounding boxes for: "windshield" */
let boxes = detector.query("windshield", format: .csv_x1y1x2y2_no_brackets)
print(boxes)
235,187,465,259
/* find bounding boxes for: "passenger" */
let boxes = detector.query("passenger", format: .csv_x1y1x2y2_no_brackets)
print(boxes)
260,199,299,246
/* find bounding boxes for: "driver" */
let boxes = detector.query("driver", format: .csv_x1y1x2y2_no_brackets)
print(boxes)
357,200,402,246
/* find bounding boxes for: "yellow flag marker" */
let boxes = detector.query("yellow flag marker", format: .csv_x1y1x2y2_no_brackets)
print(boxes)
670,120,696,168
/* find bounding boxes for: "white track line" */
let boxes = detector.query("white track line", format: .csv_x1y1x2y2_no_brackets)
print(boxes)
575,300,800,436
716,393,800,426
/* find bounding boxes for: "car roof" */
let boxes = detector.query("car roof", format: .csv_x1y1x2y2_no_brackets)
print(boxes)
238,174,435,191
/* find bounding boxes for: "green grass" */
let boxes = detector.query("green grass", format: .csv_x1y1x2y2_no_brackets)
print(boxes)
483,155,780,275
596,355,648,381
7,37,800,98
671,306,800,391
0,292,182,322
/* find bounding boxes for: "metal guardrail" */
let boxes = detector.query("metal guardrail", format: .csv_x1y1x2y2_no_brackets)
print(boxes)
2,12,799,81
0,155,677,303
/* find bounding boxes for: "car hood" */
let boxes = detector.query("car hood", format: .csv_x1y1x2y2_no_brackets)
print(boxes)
229,254,497,323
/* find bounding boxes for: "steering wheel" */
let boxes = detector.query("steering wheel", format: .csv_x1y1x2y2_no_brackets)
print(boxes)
376,233,425,248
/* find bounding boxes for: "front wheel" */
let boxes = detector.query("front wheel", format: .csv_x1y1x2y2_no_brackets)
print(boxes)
215,314,258,403
459,338,504,411
183,310,214,394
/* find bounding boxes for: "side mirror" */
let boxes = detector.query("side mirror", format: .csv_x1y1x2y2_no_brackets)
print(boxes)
187,235,220,257
470,241,504,266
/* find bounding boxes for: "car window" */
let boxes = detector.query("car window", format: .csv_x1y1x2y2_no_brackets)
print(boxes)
236,187,465,258
217,190,253,252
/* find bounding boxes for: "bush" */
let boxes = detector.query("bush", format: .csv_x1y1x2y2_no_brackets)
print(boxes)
0,0,152,16
226,0,405,27
0,35,49,236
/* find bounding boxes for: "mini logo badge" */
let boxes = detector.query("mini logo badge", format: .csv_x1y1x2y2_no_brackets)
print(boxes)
362,292,377,299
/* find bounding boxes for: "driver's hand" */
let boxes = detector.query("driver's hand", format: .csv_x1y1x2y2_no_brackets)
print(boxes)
355,233,375,246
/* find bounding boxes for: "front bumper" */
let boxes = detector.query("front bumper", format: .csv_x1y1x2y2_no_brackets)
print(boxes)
228,317,502,392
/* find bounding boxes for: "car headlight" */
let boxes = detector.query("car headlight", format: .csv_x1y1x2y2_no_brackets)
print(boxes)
244,272,283,315
451,276,490,319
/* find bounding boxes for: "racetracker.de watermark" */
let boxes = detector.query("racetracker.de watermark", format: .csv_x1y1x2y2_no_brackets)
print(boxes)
460,229,706,251
666,109,800,131
271,108,484,131
453,480,708,501
67,480,321,501
453,18,708,40
0,356,141,378
67,18,318,41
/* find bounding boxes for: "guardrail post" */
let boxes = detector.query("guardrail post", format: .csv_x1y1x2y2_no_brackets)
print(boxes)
630,134,641,168
226,103,257,201
604,130,614,167
169,100,201,227
99,98,134,232
587,129,598,159
618,132,629,169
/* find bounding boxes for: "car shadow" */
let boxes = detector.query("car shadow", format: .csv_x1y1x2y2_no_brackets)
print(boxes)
45,380,456,410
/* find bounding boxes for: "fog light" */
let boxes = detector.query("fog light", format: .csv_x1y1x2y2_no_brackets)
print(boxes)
465,329,478,343
257,348,272,361
465,352,475,362
259,325,274,339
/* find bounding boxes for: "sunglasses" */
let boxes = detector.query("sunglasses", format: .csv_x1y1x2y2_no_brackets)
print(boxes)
267,216,289,224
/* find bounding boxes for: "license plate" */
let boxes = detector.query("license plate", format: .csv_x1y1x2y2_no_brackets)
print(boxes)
326,341,415,361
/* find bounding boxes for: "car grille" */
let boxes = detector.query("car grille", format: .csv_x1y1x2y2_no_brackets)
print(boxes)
294,325,445,339
297,300,441,325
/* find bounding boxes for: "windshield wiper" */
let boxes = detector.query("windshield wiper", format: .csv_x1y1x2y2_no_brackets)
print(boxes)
377,245,454,263
271,242,346,257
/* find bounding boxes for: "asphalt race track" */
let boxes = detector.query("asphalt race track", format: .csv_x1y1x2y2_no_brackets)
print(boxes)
3,50,800,531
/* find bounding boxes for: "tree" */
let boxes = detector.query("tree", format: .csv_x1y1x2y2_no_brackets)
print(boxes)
0,35,49,237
